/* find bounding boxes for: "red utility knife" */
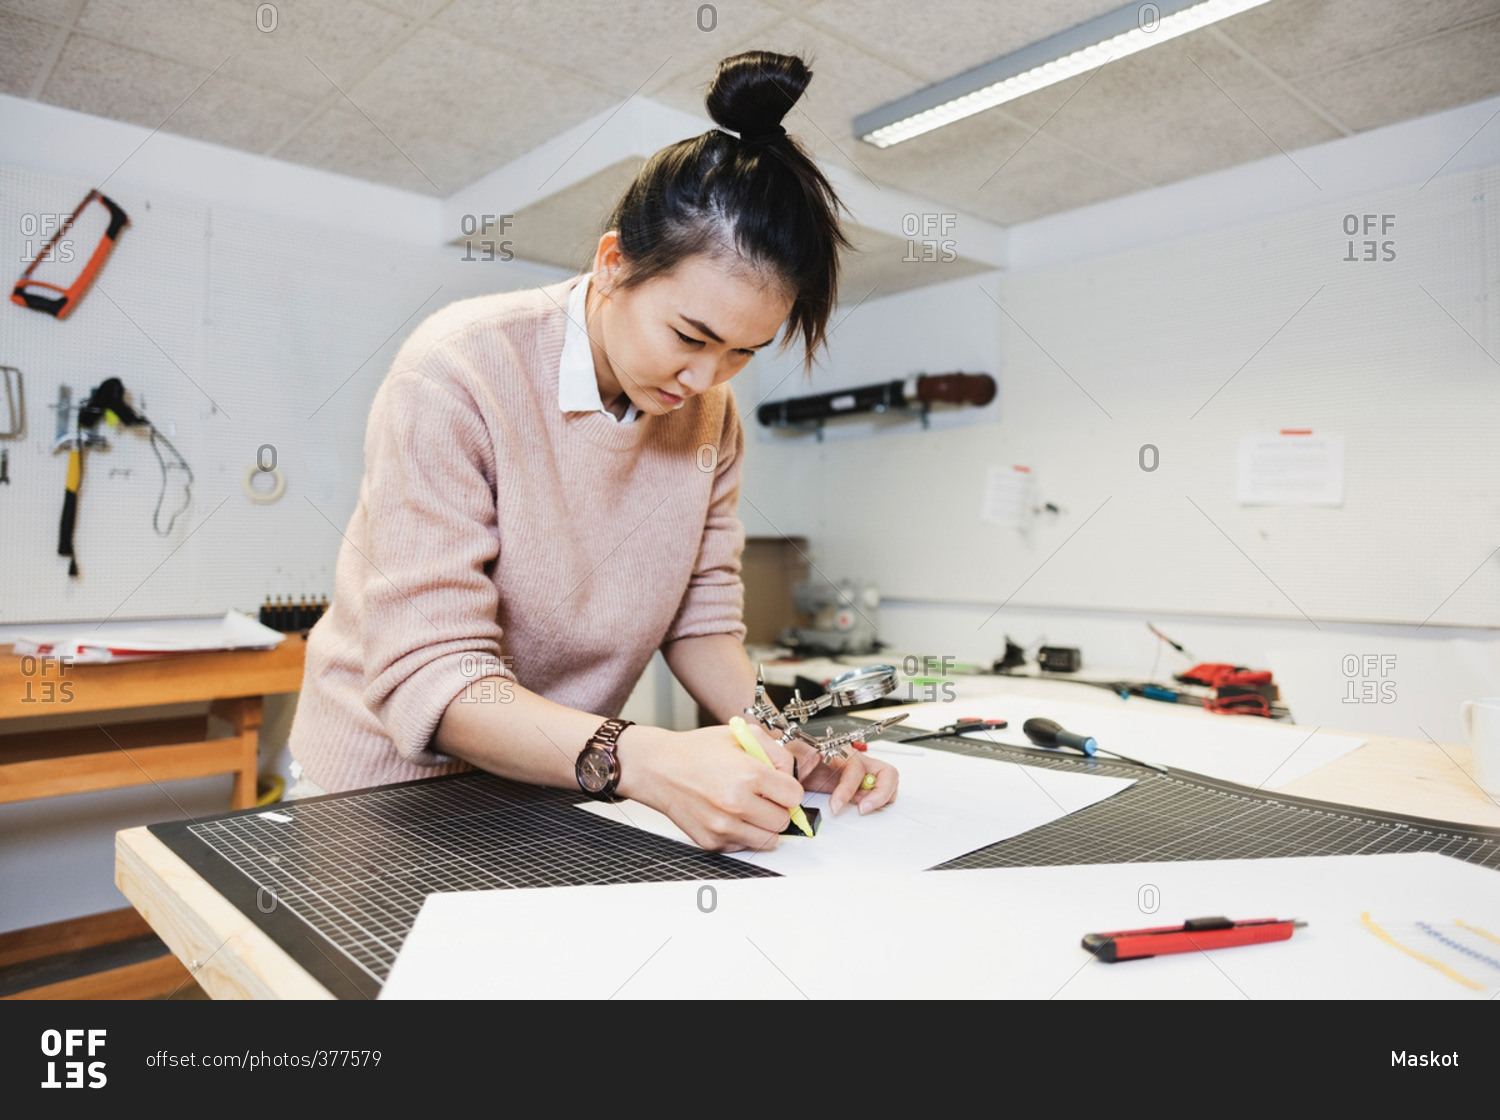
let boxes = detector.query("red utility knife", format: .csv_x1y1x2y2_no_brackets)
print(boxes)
1082,916,1306,962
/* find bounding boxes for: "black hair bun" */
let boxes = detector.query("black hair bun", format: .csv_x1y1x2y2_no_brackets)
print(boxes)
705,51,810,138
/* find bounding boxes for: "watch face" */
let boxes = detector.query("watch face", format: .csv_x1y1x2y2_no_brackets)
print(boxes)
576,746,615,794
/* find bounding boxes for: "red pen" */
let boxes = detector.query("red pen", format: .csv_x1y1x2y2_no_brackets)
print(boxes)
1082,916,1307,962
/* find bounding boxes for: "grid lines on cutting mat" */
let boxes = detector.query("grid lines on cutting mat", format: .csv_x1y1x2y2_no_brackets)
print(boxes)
184,773,772,985
864,727,1500,873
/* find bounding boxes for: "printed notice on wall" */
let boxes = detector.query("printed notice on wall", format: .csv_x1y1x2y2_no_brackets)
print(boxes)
982,465,1035,528
1237,432,1344,506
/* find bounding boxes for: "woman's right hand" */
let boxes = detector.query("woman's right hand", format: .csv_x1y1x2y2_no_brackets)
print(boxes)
615,724,805,853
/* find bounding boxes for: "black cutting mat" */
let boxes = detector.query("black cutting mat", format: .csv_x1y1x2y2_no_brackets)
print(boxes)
887,729,1500,873
149,772,773,999
149,716,1500,998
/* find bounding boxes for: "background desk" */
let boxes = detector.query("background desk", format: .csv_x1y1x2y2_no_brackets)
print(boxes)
756,655,1500,829
1,639,305,998
1,639,304,807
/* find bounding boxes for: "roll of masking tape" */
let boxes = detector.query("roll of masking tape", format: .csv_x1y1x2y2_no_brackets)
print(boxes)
242,462,287,504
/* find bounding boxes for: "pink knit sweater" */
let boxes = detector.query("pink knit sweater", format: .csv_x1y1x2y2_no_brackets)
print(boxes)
287,275,747,792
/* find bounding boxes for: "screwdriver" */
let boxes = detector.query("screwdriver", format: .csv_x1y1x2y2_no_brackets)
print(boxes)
1022,717,1169,774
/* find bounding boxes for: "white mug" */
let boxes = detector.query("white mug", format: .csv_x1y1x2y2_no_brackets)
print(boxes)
1460,698,1500,796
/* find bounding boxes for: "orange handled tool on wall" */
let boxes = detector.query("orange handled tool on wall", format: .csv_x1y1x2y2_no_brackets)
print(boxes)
13,189,129,320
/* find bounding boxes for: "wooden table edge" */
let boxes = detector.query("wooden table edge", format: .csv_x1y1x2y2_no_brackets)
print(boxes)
115,825,336,1000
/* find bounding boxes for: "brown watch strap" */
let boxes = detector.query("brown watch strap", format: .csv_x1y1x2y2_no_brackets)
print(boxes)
589,717,634,751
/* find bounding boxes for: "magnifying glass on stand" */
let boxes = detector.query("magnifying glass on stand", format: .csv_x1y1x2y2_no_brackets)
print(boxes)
744,663,910,762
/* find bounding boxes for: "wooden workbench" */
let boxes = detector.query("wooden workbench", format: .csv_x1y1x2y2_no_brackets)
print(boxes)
2,638,306,997
1,638,306,807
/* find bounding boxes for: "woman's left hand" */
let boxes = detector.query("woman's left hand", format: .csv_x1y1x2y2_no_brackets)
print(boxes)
774,730,899,816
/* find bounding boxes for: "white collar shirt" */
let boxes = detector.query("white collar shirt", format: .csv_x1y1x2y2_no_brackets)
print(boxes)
558,272,638,424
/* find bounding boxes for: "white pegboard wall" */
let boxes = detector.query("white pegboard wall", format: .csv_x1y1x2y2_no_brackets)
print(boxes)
1,164,209,623
0,160,564,626
200,203,569,619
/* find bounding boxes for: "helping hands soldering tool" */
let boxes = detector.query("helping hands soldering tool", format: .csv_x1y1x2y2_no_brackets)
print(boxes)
744,663,909,763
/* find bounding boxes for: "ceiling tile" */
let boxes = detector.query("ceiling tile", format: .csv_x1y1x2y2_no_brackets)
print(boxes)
1224,81,1347,152
1219,0,1500,81
1093,97,1315,187
342,24,619,162
1290,15,1500,131
164,71,320,152
973,146,1148,224
962,30,1332,189
804,0,1123,82
1002,28,1277,131
275,105,493,194
0,11,59,97
40,32,209,130
433,0,786,100
73,0,413,102
364,0,448,15
853,105,1145,225
6,0,1499,244
39,31,322,157
1,0,84,22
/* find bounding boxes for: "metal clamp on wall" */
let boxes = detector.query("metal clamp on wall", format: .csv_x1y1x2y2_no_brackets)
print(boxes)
757,371,995,439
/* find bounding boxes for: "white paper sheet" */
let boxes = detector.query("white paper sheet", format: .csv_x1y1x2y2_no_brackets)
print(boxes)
1237,431,1344,506
981,464,1035,528
380,852,1500,999
865,694,1365,790
575,741,1134,875
5,609,283,662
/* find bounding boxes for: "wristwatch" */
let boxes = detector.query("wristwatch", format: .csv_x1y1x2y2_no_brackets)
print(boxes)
575,717,634,799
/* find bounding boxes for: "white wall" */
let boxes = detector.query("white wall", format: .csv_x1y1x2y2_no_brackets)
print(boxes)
740,95,1500,751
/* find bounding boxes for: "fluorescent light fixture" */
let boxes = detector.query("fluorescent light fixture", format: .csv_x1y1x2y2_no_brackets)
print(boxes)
854,0,1274,148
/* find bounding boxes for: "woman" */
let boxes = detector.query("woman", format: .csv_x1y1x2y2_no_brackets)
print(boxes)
285,50,898,851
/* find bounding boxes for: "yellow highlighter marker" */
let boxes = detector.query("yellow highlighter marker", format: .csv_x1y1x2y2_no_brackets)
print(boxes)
728,716,814,838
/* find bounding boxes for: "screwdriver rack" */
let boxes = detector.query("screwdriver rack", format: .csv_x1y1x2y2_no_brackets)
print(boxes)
258,595,328,633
